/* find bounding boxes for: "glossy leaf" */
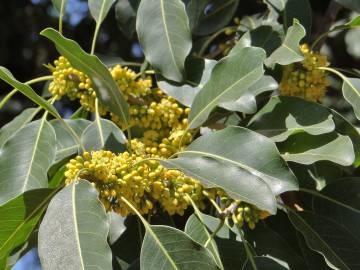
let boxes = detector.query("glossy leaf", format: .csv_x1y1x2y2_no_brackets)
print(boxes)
81,117,126,151
265,20,305,67
51,119,91,162
284,0,312,38
157,59,217,107
312,178,360,239
89,0,116,24
189,47,266,129
289,210,360,270
0,189,56,269
136,0,192,82
220,75,278,114
162,126,298,214
248,96,335,142
38,180,112,270
341,77,360,120
186,0,239,36
279,132,355,165
0,119,56,205
140,225,219,270
0,67,60,119
41,28,130,125
0,108,39,149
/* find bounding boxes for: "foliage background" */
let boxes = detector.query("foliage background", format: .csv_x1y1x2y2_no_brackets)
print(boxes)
0,0,359,269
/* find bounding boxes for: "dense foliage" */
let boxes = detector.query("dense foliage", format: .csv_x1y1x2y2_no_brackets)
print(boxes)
0,0,360,269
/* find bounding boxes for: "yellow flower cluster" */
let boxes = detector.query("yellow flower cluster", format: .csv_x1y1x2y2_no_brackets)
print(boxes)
64,140,204,216
279,44,330,102
48,56,152,114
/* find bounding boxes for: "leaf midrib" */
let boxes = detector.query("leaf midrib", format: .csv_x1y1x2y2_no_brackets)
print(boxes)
72,182,85,270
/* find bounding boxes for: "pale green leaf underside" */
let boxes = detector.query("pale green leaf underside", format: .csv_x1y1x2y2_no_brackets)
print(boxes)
342,77,360,120
0,119,56,205
140,225,219,270
88,0,116,24
189,47,266,128
265,20,305,67
136,0,192,82
38,180,112,270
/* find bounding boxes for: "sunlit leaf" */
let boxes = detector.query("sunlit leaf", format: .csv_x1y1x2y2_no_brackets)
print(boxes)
88,0,116,24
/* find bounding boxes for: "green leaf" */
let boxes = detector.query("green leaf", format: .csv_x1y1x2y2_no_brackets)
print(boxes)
108,212,126,245
0,119,56,205
38,180,112,270
184,214,224,269
51,0,67,12
341,77,360,120
40,28,130,126
185,213,246,270
88,0,116,24
284,0,312,39
115,0,139,38
243,257,290,270
265,20,305,67
0,189,56,269
0,108,39,149
51,119,91,162
157,59,217,107
220,75,278,114
333,15,360,31
265,0,287,11
289,210,360,270
230,26,282,56
246,223,307,270
136,0,192,82
0,67,60,119
312,178,360,239
140,225,219,270
162,126,298,214
186,0,239,36
188,47,266,129
248,96,335,142
279,132,355,165
334,0,360,12
332,109,360,166
81,117,126,151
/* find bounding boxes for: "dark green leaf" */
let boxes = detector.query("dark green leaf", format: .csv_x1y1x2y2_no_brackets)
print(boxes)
81,117,126,151
189,47,266,128
157,59,216,107
284,0,312,39
289,210,360,270
265,20,305,67
0,108,39,149
312,178,360,239
140,225,219,270
41,28,130,126
0,119,56,205
187,0,239,36
38,180,112,270
279,132,355,165
115,0,139,38
89,0,116,24
220,75,278,114
248,96,335,142
0,67,60,119
51,119,91,162
162,126,298,214
136,0,192,82
243,256,289,270
0,189,56,269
